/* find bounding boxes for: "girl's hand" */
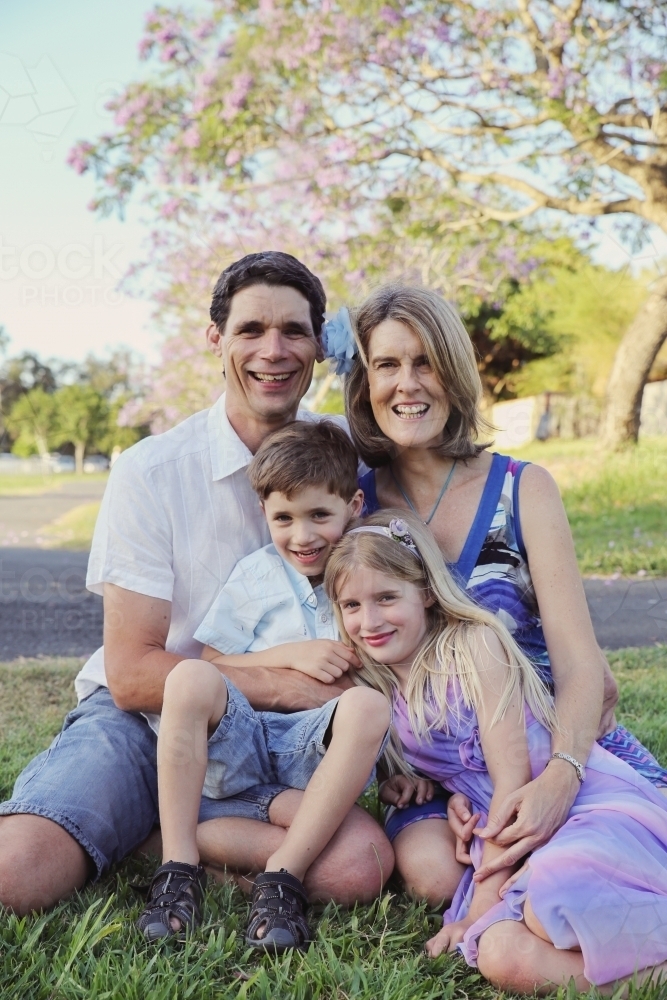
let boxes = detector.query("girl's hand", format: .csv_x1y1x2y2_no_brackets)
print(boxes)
446,793,480,864
424,918,472,958
379,775,435,808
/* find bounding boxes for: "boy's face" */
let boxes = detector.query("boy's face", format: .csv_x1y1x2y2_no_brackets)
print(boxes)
262,485,364,579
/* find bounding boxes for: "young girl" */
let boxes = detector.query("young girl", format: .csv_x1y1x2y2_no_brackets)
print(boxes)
325,509,667,995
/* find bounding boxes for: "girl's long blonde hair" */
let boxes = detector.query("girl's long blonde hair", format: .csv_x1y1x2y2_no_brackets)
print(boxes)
324,510,557,761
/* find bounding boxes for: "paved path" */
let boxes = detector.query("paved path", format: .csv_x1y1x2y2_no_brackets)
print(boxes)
0,548,101,659
0,480,107,547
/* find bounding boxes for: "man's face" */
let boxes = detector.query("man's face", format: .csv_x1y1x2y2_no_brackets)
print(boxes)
208,283,322,425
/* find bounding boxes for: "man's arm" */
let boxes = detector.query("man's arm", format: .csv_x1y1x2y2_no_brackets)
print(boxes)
103,583,352,714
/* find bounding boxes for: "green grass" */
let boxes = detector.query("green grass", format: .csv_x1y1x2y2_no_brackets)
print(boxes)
1,653,666,998
0,472,108,497
515,436,667,577
39,502,102,551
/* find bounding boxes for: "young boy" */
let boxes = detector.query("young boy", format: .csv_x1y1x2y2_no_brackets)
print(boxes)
137,421,391,951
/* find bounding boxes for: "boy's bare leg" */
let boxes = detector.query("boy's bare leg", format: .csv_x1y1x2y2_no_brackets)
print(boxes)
265,687,391,882
158,659,228,865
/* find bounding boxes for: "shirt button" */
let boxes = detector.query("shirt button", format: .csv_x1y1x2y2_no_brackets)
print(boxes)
306,594,317,607
319,613,328,623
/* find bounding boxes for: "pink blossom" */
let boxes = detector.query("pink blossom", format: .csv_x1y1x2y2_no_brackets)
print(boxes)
66,141,94,175
223,71,254,121
181,126,200,148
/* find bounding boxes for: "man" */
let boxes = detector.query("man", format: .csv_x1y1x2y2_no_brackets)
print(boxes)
0,252,393,914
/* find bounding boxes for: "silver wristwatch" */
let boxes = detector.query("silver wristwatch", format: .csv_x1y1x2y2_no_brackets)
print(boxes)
549,752,586,783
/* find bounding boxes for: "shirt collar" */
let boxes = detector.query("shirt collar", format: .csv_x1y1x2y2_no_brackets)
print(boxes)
208,393,254,481
207,392,322,483
279,550,320,607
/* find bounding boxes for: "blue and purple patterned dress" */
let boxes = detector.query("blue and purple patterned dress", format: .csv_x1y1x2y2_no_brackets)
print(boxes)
359,454,667,810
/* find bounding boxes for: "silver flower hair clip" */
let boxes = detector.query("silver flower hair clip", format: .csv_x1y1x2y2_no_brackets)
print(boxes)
348,518,422,560
322,306,358,375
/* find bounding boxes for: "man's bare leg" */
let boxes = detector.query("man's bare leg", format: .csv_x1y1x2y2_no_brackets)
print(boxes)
0,815,90,915
197,794,394,904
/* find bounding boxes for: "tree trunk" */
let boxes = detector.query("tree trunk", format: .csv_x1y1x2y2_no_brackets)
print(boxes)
601,274,667,449
74,441,85,475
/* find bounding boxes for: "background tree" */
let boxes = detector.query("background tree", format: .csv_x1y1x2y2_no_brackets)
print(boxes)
71,0,667,446
52,385,109,474
5,388,59,460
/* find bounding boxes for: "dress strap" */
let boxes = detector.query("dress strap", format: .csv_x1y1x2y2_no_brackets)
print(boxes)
358,469,380,515
511,460,530,561
450,453,511,587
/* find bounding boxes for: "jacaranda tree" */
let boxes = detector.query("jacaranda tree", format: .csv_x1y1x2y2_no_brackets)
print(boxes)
70,0,667,445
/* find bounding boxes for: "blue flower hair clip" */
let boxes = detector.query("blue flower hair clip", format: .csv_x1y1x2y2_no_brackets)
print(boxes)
322,306,358,375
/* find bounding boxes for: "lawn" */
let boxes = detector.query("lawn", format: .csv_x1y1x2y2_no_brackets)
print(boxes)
39,502,103,550
514,436,667,577
0,473,108,497
0,651,666,999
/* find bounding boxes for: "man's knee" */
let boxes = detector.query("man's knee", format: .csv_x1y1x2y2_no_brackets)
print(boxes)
305,805,394,905
0,814,89,915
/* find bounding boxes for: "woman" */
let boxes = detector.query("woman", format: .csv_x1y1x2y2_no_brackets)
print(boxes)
336,283,667,905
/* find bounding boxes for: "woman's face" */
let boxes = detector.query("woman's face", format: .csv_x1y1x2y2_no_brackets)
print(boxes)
367,319,451,451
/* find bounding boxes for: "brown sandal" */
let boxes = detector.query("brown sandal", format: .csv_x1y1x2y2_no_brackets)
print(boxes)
246,869,312,952
136,861,207,942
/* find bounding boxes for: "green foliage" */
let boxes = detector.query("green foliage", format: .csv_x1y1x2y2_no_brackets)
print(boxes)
504,264,650,398
5,388,59,458
0,652,665,998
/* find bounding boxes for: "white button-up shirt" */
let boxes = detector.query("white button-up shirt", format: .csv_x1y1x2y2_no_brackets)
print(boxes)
75,393,343,702
194,542,337,654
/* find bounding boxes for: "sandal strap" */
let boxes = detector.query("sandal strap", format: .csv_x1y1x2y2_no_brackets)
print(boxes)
137,861,207,940
246,869,311,951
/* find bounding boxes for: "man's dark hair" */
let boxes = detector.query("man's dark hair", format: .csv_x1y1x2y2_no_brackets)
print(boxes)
210,251,327,337
248,420,359,502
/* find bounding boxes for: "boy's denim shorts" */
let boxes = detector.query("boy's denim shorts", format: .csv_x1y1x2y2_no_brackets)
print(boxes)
0,686,309,879
0,683,385,880
203,679,381,798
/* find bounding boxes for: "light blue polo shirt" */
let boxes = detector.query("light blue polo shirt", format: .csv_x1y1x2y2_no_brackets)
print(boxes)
194,543,337,653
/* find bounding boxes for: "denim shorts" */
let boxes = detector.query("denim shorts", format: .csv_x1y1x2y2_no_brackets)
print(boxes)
0,687,290,879
203,680,342,798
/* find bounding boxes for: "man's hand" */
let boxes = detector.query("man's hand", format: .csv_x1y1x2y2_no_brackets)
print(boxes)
471,761,580,882
281,640,361,683
379,775,434,809
447,793,480,865
425,917,473,958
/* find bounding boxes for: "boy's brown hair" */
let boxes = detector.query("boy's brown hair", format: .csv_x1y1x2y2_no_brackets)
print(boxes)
248,420,359,501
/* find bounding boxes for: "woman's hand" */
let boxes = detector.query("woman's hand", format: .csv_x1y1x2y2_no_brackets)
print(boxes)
379,775,434,808
447,793,480,864
471,762,579,882
425,918,473,958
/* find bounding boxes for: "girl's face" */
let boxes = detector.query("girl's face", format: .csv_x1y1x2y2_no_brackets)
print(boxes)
366,319,451,451
336,565,433,673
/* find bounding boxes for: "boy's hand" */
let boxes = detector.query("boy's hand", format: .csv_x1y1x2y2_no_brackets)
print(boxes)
284,640,361,683
379,775,435,808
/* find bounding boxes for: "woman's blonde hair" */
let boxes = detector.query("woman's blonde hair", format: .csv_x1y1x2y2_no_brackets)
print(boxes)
324,510,557,772
345,284,492,467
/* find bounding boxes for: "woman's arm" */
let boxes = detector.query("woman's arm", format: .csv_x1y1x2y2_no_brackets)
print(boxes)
426,627,531,956
473,464,605,879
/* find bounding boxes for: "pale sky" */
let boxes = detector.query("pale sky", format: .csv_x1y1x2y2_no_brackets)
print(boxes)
1,0,665,366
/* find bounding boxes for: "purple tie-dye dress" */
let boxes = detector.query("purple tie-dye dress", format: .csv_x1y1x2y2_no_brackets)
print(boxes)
393,691,667,985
